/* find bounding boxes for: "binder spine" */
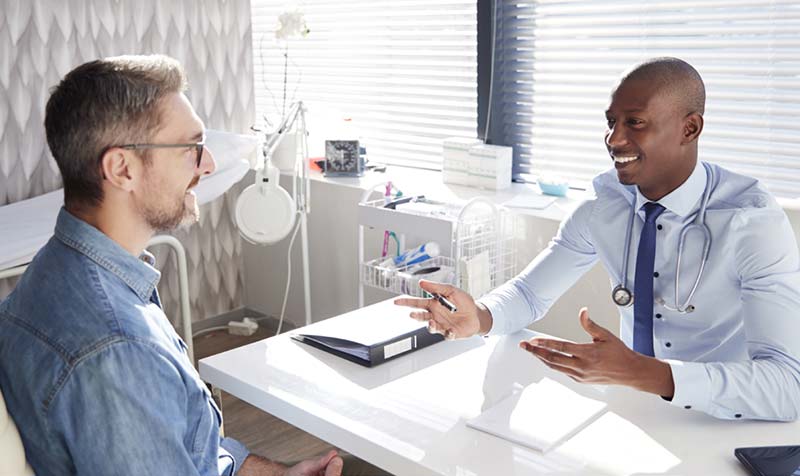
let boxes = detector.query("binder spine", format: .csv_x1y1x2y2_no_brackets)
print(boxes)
383,335,415,360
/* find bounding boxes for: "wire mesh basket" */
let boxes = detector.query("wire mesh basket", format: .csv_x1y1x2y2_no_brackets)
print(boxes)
453,198,516,298
360,255,456,297
358,195,517,300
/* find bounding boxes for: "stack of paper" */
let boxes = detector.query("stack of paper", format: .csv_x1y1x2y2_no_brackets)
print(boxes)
467,377,606,452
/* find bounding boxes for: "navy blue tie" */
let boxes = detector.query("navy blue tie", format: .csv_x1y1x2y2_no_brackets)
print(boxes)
633,202,665,356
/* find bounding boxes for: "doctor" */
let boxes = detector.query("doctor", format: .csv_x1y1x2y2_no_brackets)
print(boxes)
396,57,800,421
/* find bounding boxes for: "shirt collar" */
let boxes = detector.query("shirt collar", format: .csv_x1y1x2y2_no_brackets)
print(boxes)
54,208,161,302
635,161,707,217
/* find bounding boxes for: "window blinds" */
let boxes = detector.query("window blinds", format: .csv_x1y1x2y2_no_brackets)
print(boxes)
494,1,800,198
251,1,478,169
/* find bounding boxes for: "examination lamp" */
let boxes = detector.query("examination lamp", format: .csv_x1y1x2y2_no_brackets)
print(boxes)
235,101,310,245
234,101,313,326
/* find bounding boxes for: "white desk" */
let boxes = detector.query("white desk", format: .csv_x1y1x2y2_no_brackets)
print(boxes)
199,299,800,475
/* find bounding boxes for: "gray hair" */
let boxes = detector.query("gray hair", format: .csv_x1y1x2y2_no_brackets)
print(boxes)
44,54,188,210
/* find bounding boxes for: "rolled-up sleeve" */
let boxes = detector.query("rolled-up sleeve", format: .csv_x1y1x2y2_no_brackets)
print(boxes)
220,436,250,475
479,199,599,335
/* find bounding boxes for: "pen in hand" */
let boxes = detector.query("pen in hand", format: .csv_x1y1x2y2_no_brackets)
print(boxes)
431,293,457,313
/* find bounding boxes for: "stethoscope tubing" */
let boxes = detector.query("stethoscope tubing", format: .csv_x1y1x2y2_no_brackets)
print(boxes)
615,162,713,314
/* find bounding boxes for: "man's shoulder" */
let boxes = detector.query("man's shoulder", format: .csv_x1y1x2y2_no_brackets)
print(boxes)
707,163,777,212
590,168,633,201
579,168,631,218
1,237,152,362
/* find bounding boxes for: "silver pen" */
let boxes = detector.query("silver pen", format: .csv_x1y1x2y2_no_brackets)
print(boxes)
432,293,457,313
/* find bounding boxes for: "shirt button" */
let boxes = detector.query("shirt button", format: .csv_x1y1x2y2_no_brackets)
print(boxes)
653,272,660,278
665,342,672,348
655,313,662,319
684,405,692,409
657,224,663,230
735,413,742,418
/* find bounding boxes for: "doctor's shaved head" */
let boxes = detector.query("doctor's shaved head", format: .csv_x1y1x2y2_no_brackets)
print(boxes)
605,57,706,200
616,57,705,116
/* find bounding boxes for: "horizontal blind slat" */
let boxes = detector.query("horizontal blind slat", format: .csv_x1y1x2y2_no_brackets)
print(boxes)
497,1,800,198
252,0,477,168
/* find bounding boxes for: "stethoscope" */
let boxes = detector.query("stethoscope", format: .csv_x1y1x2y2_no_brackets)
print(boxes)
611,162,713,314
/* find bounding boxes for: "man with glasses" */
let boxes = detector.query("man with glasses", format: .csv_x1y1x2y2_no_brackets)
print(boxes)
0,55,343,476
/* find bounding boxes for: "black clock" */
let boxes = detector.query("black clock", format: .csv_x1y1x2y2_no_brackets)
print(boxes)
324,140,364,177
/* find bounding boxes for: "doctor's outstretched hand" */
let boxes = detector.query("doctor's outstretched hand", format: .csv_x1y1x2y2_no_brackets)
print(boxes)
520,308,676,398
394,280,492,340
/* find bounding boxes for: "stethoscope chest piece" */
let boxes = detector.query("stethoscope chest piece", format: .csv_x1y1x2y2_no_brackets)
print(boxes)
612,162,714,314
612,285,633,307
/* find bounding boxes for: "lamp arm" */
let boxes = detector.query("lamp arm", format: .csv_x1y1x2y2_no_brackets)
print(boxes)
256,101,310,215
261,101,306,170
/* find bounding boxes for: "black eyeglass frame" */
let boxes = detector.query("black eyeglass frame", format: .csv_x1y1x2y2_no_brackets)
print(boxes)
116,139,206,168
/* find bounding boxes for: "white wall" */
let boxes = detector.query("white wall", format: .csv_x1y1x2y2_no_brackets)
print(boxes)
241,168,800,342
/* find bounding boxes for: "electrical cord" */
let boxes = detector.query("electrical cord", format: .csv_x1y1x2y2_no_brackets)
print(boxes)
192,325,230,338
276,210,303,336
483,0,498,142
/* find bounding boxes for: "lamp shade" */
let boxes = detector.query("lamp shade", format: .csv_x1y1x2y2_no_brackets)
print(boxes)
235,166,297,245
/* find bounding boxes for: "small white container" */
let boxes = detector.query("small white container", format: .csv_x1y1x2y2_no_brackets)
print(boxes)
467,144,513,190
443,137,483,185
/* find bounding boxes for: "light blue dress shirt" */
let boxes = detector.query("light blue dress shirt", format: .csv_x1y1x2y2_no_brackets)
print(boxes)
479,161,800,421
0,208,249,475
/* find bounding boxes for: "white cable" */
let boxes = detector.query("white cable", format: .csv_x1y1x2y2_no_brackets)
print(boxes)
483,0,498,142
276,210,303,336
192,325,230,338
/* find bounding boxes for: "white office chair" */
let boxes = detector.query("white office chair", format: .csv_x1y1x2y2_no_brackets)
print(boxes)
0,388,33,476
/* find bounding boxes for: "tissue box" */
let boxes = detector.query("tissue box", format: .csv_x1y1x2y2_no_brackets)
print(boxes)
443,137,483,186
467,144,512,190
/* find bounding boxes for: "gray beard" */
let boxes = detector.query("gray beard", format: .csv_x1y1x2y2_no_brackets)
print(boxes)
139,193,199,232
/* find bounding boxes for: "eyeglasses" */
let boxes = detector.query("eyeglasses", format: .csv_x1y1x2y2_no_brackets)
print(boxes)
117,138,205,168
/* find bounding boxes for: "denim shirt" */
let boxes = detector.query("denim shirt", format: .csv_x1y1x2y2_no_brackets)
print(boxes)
0,208,249,475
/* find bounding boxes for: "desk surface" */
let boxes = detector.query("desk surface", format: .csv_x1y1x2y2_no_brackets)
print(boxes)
199,299,800,476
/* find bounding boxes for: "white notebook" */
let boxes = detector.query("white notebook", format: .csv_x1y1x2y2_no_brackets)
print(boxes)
466,377,606,452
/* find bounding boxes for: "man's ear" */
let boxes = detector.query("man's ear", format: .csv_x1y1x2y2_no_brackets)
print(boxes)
682,112,704,145
100,148,137,192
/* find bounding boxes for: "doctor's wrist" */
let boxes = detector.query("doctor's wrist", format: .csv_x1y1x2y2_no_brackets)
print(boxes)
631,355,676,398
476,303,493,336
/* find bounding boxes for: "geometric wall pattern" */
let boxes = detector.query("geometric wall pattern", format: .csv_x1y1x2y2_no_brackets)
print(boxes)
0,0,255,324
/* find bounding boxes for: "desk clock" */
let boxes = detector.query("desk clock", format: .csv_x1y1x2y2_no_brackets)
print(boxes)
324,140,364,177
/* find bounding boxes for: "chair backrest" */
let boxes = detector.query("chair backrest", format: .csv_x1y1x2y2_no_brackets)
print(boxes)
0,388,33,476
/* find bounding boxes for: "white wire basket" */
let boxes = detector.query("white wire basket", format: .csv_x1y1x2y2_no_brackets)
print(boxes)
358,195,517,301
453,198,516,298
360,255,456,297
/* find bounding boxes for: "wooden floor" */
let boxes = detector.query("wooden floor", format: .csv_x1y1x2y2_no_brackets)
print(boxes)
193,322,389,474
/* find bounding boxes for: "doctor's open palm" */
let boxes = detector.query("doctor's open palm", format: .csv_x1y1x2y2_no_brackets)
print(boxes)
394,280,485,340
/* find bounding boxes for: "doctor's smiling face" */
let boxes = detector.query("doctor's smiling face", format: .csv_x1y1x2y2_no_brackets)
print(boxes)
604,58,704,201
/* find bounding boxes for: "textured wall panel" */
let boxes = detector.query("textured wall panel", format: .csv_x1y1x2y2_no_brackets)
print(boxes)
0,0,255,326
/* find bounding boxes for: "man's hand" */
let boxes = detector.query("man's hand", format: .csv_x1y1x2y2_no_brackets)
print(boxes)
284,450,343,476
393,280,491,339
519,307,675,397
238,450,343,476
